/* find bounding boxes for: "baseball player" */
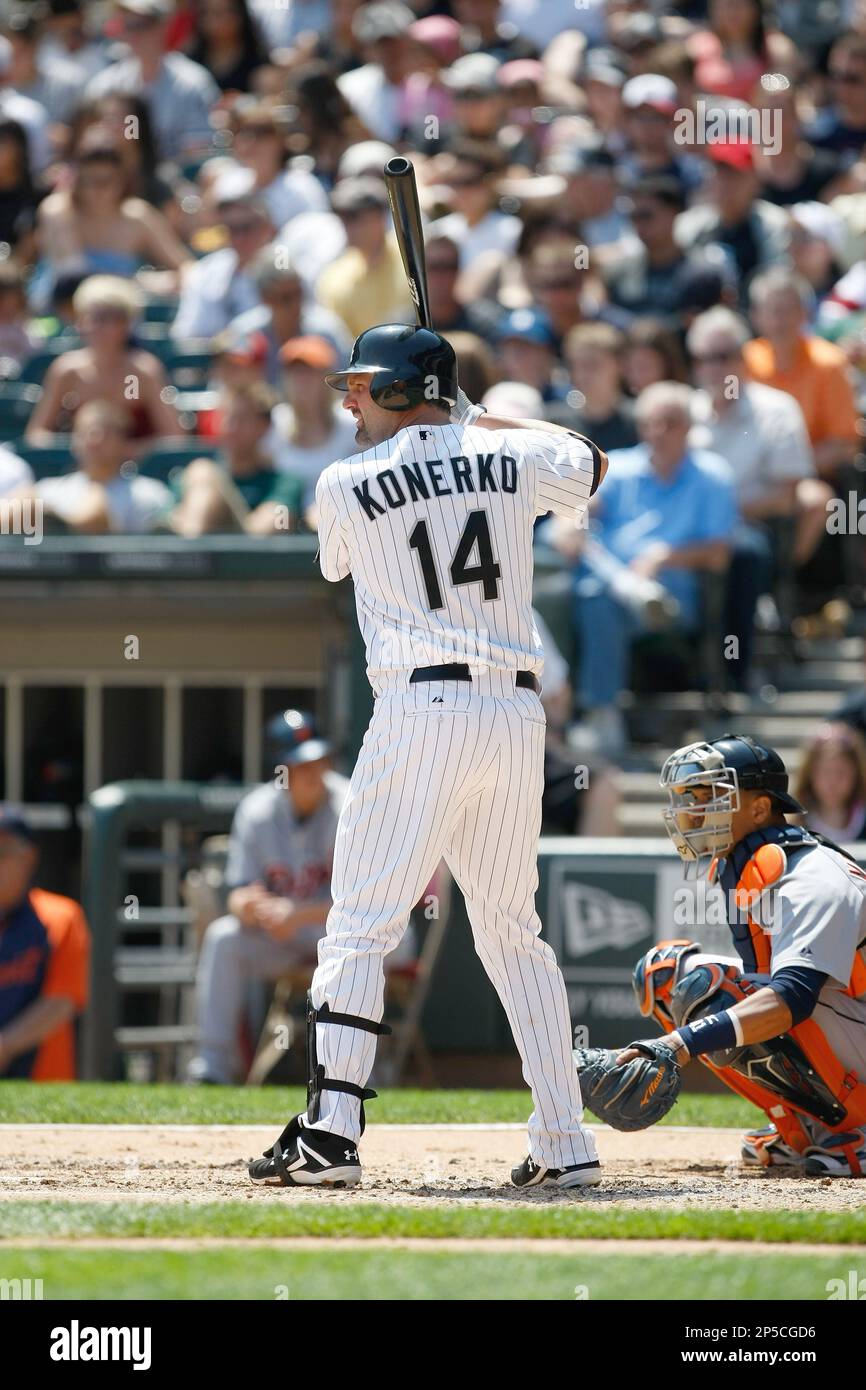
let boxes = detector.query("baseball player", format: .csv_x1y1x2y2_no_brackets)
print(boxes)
250,323,607,1189
615,734,866,1177
188,710,349,1086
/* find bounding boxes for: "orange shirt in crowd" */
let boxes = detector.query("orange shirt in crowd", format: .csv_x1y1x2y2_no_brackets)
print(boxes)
743,335,860,448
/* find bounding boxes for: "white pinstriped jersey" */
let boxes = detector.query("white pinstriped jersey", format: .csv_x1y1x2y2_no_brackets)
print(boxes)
315,421,598,691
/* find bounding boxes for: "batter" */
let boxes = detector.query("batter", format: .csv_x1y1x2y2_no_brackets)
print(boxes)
249,323,607,1190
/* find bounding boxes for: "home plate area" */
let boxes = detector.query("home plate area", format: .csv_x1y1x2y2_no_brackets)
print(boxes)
0,1124,862,1210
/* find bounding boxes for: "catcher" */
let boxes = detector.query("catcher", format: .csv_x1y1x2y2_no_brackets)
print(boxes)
575,733,866,1177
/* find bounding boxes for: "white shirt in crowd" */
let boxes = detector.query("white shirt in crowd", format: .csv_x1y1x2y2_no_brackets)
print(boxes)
279,211,347,291
337,65,403,143
502,0,608,48
270,405,358,506
171,248,260,341
37,472,172,534
0,444,33,496
0,88,50,174
210,160,329,231
690,381,815,508
427,209,523,273
86,51,220,161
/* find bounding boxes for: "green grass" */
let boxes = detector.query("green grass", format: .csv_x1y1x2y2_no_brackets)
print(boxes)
0,1081,755,1128
0,1247,850,1300
3,1201,865,1244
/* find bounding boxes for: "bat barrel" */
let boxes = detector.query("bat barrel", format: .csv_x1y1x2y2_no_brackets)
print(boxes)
383,155,432,330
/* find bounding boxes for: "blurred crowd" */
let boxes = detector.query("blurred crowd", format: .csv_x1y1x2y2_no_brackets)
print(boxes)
1,0,866,754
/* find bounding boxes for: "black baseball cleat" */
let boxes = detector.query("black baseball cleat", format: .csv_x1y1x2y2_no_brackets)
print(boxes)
248,1115,362,1187
511,1156,602,1190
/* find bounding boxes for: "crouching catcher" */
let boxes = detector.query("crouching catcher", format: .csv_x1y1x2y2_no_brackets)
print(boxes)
579,733,866,1177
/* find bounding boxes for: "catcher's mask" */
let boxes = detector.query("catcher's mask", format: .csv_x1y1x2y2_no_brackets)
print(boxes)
660,740,740,863
660,733,804,865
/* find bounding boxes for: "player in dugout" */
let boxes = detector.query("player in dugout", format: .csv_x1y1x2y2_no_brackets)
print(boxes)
579,735,866,1178
0,806,91,1080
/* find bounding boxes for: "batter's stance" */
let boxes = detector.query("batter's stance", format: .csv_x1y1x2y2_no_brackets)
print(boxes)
249,324,607,1190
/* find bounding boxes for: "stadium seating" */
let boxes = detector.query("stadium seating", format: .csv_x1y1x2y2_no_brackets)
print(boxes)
137,439,213,482
141,298,181,325
144,338,213,389
0,381,42,435
18,344,77,385
11,437,73,477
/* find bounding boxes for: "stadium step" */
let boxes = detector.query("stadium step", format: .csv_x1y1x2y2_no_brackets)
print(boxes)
115,948,197,987
116,1026,198,1048
615,630,865,835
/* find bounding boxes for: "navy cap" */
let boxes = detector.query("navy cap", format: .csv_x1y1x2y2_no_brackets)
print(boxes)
265,709,332,767
0,806,36,844
498,306,557,348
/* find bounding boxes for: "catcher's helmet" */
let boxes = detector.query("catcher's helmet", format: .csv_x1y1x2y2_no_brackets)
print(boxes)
324,323,458,410
706,734,804,813
660,732,805,862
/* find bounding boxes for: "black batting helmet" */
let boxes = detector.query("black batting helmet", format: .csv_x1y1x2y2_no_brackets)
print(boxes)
325,323,458,411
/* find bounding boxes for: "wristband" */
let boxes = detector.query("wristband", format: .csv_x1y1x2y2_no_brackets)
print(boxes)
677,1011,738,1058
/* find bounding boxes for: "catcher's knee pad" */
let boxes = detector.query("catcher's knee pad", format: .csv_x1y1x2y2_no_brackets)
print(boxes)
633,939,702,1029
305,994,392,1136
669,962,857,1131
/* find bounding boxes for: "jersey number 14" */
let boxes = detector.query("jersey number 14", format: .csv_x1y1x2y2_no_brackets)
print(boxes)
409,511,502,610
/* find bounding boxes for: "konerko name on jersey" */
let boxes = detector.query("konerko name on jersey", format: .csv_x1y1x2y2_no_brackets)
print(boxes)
315,420,600,692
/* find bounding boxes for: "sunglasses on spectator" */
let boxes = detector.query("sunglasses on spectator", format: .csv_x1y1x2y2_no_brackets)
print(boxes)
225,220,263,237
265,286,302,301
648,413,688,429
428,259,459,273
87,307,129,323
631,206,661,222
123,16,160,33
236,124,279,139
691,348,738,364
831,68,862,84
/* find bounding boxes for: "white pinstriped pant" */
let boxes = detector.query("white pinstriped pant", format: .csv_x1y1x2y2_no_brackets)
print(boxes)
308,671,598,1170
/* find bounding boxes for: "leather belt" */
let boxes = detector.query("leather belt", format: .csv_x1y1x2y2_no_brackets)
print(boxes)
409,663,540,694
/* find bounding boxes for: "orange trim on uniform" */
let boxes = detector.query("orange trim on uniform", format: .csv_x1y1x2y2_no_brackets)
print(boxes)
846,952,866,999
26,889,91,1082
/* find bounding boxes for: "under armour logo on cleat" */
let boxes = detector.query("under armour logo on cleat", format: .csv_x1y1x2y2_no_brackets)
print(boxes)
344,1148,358,1161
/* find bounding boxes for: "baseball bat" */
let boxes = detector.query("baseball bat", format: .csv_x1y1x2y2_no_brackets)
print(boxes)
383,156,432,330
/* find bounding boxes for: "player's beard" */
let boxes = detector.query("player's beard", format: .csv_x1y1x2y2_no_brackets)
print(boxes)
354,422,373,448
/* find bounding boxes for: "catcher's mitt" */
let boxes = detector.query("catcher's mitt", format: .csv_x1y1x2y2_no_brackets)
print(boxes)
574,1040,682,1131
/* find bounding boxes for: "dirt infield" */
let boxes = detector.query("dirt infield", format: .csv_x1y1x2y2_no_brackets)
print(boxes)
1,1123,864,1210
